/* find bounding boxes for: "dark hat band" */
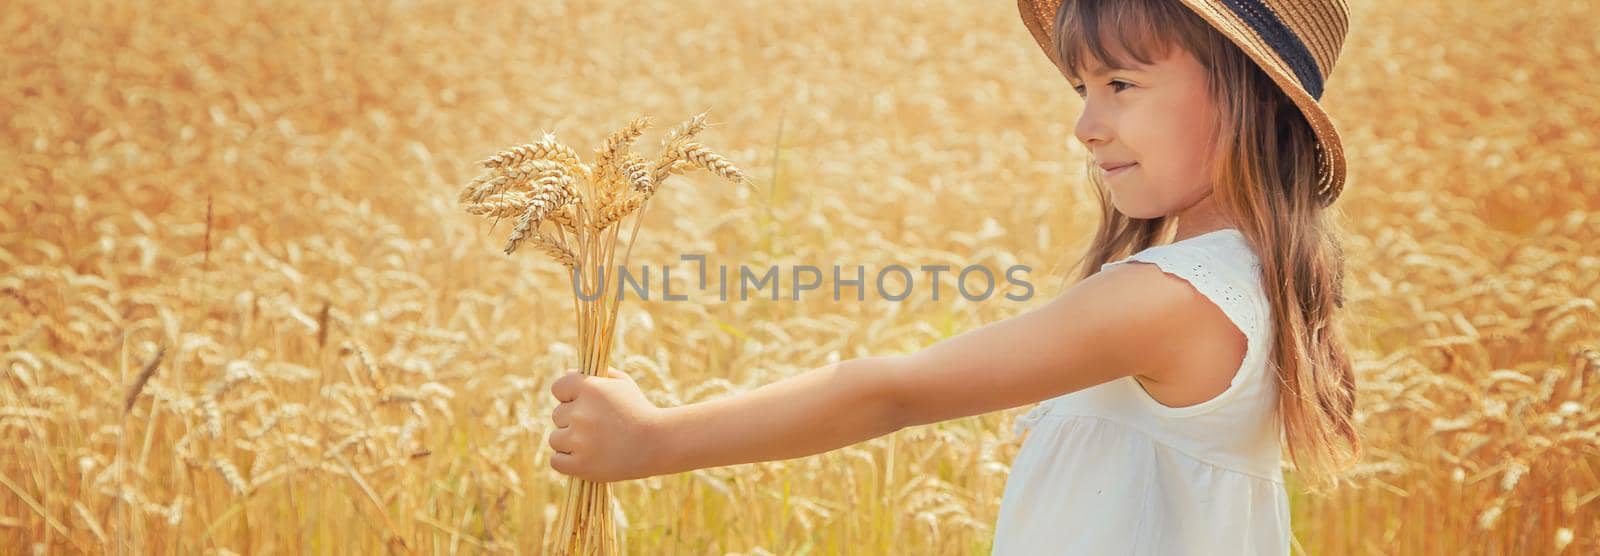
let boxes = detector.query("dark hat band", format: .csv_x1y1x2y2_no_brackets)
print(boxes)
1217,0,1325,100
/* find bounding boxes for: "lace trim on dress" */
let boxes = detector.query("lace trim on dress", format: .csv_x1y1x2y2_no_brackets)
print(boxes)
1103,233,1262,342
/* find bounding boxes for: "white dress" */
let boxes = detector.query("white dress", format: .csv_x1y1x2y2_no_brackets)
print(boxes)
992,228,1290,556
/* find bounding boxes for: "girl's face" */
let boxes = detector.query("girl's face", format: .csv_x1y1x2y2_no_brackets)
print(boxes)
1069,45,1220,221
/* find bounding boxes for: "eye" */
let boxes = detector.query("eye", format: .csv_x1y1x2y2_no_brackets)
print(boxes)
1071,80,1134,98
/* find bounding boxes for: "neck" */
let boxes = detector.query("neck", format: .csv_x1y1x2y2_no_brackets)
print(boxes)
1170,190,1233,242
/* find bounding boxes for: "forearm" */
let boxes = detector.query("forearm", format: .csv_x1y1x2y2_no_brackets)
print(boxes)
651,355,907,476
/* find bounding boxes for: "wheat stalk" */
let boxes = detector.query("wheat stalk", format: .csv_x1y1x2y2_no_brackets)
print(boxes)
593,194,647,231
478,133,592,182
454,112,748,556
647,111,710,187
212,456,248,496
593,116,654,201
122,343,165,415
677,142,749,185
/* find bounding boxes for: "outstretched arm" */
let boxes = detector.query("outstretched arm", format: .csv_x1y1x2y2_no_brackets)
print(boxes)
652,355,909,476
547,355,907,482
887,261,1221,427
548,261,1238,482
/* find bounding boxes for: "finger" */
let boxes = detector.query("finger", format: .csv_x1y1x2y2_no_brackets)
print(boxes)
548,426,574,454
551,402,572,429
550,452,579,476
550,370,582,403
605,368,630,381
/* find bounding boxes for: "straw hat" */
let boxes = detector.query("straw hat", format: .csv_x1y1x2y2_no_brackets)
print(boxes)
1017,0,1350,207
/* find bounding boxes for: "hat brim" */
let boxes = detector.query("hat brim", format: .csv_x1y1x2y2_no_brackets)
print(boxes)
1018,0,1346,207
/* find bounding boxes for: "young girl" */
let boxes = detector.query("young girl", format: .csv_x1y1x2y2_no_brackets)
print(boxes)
546,0,1362,553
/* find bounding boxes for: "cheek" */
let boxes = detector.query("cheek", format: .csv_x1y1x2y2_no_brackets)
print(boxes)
1111,116,1210,208
1155,106,1217,184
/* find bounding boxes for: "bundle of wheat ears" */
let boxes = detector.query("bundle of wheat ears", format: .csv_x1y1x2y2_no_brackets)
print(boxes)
457,111,749,555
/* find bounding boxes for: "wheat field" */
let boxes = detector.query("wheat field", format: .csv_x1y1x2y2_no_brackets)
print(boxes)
2,0,1597,554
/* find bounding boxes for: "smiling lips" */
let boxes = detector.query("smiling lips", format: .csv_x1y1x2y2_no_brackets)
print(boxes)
1099,162,1137,177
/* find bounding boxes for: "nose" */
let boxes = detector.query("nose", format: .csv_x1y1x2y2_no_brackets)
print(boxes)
1073,96,1113,149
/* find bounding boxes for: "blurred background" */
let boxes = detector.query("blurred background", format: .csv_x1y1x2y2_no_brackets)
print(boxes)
2,0,1596,553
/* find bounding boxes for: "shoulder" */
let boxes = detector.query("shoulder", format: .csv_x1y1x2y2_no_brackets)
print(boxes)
1088,255,1249,385
1089,259,1248,340
1099,232,1266,330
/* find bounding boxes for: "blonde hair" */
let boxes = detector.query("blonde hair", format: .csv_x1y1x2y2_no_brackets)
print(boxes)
1052,0,1361,492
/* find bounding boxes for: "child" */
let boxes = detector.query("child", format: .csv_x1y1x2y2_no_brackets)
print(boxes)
546,0,1362,553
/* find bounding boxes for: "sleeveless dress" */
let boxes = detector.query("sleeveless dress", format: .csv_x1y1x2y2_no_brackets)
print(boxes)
991,228,1290,555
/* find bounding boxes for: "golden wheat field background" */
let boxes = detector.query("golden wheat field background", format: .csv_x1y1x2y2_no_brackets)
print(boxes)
2,0,1597,553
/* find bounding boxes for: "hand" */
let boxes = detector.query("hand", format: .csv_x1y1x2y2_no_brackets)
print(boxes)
547,367,669,482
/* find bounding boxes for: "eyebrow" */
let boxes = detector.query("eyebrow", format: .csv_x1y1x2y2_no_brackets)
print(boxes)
1068,60,1142,82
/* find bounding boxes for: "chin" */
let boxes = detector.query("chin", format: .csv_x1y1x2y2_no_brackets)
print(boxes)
1110,198,1167,220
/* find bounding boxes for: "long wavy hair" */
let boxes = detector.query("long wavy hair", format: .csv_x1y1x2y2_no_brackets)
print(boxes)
1051,0,1361,492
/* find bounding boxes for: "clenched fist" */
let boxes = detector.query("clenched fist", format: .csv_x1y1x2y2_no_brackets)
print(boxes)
547,368,672,482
